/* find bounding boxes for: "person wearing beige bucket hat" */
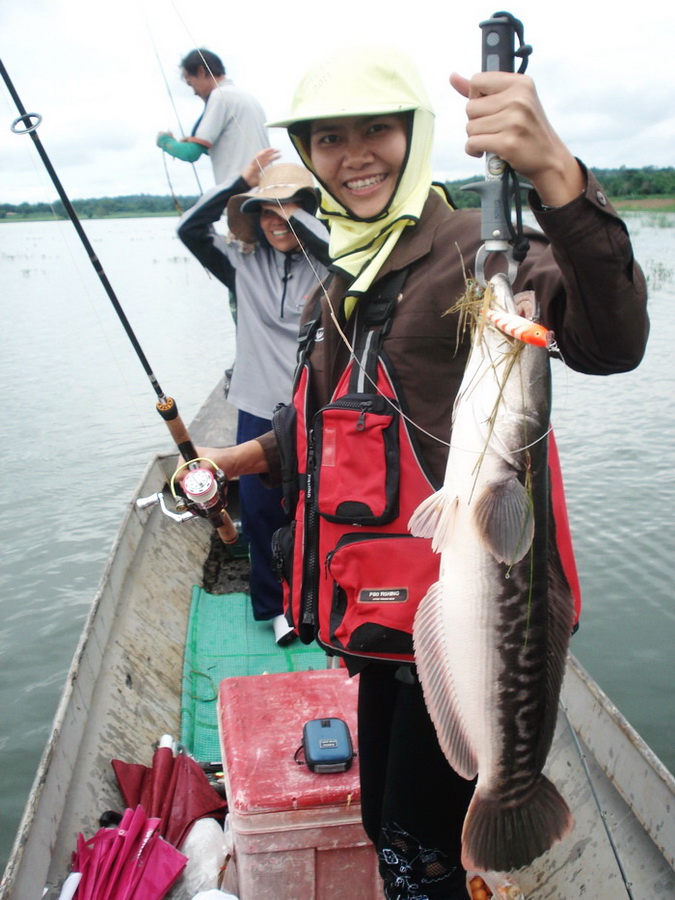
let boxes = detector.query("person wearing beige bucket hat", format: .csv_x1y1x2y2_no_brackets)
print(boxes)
226,162,319,246
178,147,330,645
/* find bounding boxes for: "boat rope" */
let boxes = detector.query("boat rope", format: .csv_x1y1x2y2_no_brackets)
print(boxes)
559,701,636,899
0,55,238,543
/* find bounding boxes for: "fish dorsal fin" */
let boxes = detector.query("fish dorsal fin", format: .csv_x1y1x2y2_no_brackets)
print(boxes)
473,477,534,564
413,581,478,779
408,489,458,553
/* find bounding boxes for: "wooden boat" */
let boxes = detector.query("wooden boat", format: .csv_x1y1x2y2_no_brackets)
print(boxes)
1,383,673,900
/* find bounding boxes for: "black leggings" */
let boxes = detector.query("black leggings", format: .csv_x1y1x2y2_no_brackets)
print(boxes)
357,665,476,900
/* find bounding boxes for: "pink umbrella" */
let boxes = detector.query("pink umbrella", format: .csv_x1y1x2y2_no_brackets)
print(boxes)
112,742,226,849
71,806,187,900
98,807,157,900
122,825,189,900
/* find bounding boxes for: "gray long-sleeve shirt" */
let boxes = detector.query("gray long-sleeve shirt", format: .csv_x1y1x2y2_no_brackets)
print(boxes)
178,178,330,419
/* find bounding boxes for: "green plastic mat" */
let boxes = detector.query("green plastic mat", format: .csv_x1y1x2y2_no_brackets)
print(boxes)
180,586,328,763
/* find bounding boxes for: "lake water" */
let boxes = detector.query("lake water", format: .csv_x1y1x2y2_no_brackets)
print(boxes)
1,213,673,874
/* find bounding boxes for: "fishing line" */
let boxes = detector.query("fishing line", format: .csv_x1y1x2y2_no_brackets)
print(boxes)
156,4,543,459
166,0,272,180
140,0,204,198
161,151,184,214
152,0,318,292
559,701,636,900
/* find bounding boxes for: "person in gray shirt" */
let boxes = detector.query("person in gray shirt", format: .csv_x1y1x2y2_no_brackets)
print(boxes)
157,48,269,186
178,148,330,643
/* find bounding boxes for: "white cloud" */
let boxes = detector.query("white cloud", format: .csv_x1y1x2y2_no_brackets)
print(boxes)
1,0,673,204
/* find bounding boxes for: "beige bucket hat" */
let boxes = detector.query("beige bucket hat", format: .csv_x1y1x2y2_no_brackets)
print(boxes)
227,163,319,244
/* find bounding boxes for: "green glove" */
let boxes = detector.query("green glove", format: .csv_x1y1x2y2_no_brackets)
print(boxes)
156,134,207,162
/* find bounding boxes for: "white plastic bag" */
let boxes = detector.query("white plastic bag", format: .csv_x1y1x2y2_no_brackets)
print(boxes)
191,892,239,900
175,818,227,897
55,873,81,900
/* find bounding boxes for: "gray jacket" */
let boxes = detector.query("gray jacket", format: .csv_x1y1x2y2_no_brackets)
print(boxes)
178,177,330,419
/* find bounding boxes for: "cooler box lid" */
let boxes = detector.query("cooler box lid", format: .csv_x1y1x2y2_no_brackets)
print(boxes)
218,669,361,815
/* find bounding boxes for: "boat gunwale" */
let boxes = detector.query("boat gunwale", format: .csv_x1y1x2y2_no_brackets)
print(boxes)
0,452,179,899
562,653,675,868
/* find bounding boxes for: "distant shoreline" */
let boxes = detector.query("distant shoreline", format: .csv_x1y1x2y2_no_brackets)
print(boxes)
2,197,674,223
613,197,675,211
0,211,182,223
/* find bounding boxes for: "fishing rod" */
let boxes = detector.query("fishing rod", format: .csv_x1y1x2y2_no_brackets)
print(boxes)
144,19,204,201
462,11,533,285
0,57,238,544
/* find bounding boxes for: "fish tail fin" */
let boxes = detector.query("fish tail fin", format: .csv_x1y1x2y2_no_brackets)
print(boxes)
461,774,573,872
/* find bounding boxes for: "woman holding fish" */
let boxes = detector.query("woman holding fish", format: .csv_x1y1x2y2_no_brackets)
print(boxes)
199,46,648,898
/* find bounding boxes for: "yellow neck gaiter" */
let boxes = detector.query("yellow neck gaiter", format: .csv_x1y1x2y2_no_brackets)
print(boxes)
319,109,435,316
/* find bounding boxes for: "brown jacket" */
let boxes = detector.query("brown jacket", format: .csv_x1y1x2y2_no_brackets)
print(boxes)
260,168,648,485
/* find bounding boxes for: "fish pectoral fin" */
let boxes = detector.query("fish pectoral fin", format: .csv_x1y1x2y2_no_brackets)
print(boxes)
473,477,534,564
408,489,458,552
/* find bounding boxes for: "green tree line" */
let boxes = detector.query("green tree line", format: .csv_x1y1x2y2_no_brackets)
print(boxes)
445,166,675,208
1,167,673,220
0,194,199,220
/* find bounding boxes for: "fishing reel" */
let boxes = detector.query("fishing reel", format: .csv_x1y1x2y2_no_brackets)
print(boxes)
175,459,229,516
137,458,240,544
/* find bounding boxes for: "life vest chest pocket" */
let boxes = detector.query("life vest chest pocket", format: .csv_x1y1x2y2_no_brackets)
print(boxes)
323,532,439,661
313,393,400,526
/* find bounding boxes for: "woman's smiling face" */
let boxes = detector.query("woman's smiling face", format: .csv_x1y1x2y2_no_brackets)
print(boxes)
308,114,408,219
258,202,302,252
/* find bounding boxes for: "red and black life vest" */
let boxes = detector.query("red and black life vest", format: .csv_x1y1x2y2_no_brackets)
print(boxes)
271,271,581,665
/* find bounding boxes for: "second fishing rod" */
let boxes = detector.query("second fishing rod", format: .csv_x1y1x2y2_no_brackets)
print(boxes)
0,56,238,544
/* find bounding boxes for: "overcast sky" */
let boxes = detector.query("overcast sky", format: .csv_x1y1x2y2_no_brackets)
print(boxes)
1,0,673,205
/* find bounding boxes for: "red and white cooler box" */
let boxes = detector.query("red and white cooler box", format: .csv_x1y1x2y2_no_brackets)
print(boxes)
217,668,379,899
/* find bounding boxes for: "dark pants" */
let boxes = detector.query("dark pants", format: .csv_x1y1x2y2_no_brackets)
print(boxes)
236,410,287,621
357,665,476,900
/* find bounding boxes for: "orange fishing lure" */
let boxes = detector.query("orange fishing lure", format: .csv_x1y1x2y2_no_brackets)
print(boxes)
485,308,556,349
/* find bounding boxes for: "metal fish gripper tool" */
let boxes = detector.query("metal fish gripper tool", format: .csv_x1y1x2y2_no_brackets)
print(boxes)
462,11,533,286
